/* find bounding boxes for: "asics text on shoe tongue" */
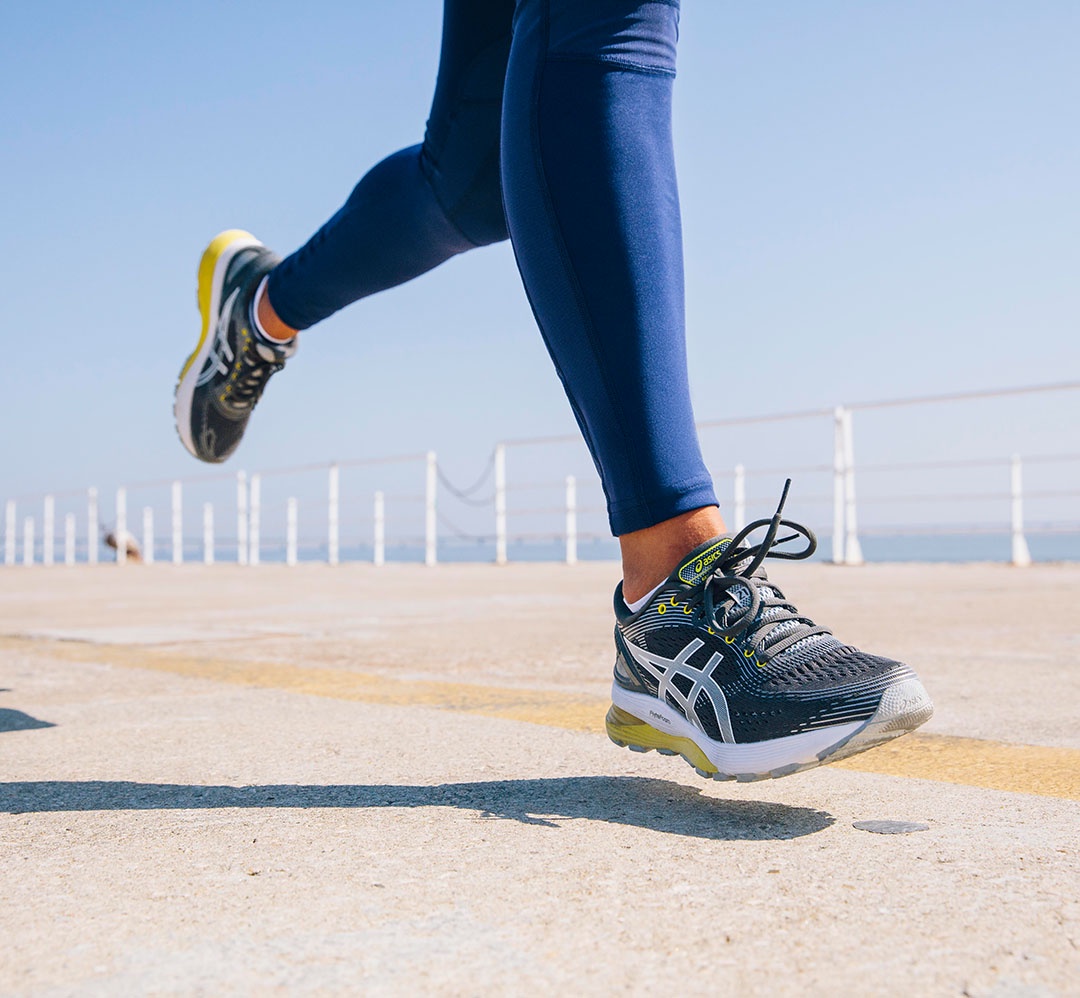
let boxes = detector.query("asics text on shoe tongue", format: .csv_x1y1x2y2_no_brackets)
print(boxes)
674,537,733,588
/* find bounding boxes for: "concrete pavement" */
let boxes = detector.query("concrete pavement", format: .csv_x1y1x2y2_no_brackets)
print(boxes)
1,562,1078,995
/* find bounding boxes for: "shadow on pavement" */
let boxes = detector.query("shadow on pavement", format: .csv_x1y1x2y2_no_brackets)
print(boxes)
0,778,832,840
0,709,56,733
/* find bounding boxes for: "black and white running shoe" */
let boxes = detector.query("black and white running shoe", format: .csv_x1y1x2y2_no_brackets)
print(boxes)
608,481,933,782
174,230,295,463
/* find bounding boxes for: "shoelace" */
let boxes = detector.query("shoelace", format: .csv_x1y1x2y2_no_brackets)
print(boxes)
230,341,284,411
685,480,831,664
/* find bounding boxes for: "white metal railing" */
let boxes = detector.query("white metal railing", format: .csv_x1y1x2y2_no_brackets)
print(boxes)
497,379,1080,568
4,380,1078,568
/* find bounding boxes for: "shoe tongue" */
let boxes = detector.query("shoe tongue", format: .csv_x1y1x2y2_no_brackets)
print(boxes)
674,537,733,588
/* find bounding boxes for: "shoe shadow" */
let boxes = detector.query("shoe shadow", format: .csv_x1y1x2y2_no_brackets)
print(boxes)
0,778,831,840
0,709,56,733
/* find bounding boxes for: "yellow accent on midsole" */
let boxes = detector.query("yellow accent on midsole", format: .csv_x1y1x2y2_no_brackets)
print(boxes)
178,229,257,383
605,704,717,774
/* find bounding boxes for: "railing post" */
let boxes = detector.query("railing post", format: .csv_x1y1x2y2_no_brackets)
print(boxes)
286,497,298,567
425,451,437,567
171,481,182,565
1010,454,1032,567
841,408,863,566
64,513,76,566
237,471,248,566
373,491,385,567
565,475,578,565
23,517,34,566
328,462,340,566
142,507,155,565
249,473,261,566
494,444,507,565
4,500,15,566
43,495,55,567
832,407,846,565
115,487,127,566
88,488,99,565
733,464,746,533
203,503,214,565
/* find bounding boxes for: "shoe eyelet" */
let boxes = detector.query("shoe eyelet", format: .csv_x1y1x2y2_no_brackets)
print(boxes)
707,626,715,635
724,636,735,645
682,605,692,615
743,648,755,659
657,604,666,615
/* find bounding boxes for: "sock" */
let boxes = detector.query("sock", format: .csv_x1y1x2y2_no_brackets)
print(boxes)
624,580,663,614
250,276,294,345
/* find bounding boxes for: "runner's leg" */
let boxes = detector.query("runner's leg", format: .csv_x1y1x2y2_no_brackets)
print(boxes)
501,0,720,569
261,0,724,597
265,0,514,332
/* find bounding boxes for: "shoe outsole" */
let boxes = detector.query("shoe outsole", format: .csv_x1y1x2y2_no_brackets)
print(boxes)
174,229,262,461
607,678,934,782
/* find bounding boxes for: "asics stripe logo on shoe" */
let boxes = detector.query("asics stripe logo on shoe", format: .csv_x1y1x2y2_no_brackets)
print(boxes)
621,636,736,742
196,287,240,387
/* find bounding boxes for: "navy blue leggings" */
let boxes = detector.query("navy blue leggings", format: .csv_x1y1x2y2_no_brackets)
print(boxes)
268,0,717,536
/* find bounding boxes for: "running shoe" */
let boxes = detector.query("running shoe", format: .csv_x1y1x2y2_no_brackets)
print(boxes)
174,230,295,463
607,481,933,781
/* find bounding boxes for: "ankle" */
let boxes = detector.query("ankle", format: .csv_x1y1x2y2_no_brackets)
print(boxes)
254,277,298,343
619,506,726,604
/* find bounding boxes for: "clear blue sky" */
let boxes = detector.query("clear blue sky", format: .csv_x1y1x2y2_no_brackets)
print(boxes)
2,1,1077,529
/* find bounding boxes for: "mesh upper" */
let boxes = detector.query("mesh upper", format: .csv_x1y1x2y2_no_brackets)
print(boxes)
756,644,908,692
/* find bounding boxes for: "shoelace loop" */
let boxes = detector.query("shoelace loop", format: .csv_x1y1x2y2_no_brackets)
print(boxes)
230,343,284,410
685,480,831,664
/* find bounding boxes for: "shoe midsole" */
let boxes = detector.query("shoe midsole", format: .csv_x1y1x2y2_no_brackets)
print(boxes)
610,683,863,774
175,230,260,456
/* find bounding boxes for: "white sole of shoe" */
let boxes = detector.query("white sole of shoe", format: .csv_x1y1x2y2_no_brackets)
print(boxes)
607,678,933,782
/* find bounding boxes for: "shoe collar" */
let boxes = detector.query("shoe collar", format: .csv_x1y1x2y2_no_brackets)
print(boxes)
613,535,735,623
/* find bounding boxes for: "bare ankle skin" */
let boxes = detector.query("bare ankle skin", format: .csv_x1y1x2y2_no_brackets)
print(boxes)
619,506,727,604
256,281,299,343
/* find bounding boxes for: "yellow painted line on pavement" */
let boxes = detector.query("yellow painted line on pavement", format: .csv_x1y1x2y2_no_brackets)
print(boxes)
831,732,1080,800
4,635,607,735
7,634,1079,801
